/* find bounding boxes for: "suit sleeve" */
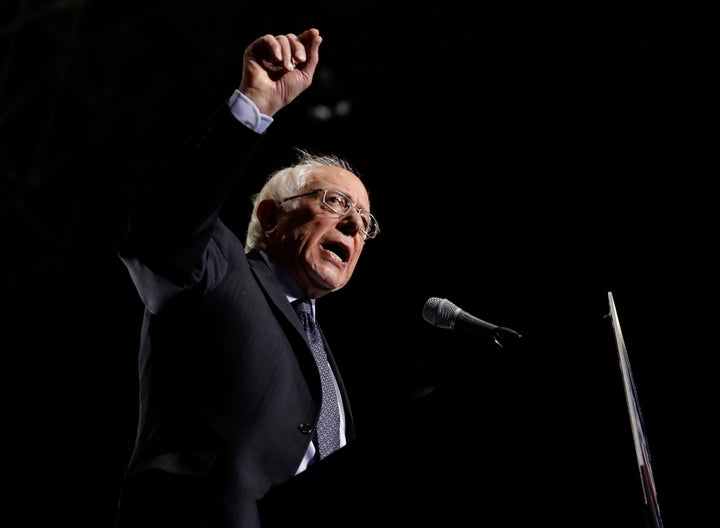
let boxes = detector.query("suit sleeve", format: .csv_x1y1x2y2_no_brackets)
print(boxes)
118,104,264,312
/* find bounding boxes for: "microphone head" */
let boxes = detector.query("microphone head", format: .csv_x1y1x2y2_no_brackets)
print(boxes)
422,297,461,330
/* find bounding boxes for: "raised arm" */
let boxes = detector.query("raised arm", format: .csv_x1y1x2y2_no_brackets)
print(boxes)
120,29,323,310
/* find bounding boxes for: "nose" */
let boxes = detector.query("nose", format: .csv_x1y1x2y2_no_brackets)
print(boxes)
337,208,365,239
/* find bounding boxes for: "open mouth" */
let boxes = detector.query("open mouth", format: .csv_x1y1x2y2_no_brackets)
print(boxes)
322,242,349,263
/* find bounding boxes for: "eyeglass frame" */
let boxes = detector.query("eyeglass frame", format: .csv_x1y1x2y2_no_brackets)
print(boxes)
279,188,380,240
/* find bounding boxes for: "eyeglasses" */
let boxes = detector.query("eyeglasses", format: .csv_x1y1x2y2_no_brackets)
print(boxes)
280,188,380,240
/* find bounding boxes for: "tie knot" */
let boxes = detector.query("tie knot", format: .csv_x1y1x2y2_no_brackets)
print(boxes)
292,298,312,319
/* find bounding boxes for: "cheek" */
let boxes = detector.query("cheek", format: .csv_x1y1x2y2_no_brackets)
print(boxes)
279,218,315,245
349,243,365,265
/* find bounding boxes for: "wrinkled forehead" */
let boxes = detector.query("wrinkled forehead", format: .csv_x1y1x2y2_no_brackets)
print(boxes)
306,166,370,209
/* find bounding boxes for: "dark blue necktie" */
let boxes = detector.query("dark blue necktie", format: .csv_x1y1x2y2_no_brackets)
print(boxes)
292,299,341,459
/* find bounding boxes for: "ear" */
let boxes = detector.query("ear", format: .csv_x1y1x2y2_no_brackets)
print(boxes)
256,199,279,234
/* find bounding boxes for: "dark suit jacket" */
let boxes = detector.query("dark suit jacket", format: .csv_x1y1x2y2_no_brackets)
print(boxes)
116,104,356,528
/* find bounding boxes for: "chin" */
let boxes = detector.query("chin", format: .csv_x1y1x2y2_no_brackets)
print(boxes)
314,271,348,293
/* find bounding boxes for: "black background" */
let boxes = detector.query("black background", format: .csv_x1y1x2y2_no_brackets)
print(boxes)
2,1,718,526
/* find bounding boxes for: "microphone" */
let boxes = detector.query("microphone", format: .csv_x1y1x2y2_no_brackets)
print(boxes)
422,297,522,348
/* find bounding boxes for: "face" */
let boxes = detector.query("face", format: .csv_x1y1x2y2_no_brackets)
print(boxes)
259,166,371,299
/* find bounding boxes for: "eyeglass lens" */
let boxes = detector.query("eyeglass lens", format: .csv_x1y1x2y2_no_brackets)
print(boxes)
323,190,377,237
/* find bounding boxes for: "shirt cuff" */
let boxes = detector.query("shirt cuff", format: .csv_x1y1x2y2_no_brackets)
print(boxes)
227,90,273,134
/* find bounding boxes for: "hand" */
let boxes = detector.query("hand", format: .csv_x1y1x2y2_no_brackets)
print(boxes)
238,28,322,117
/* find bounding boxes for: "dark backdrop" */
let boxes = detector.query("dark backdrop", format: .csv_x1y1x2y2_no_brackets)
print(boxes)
2,1,717,527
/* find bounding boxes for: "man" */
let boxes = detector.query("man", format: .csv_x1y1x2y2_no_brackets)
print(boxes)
116,28,379,528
